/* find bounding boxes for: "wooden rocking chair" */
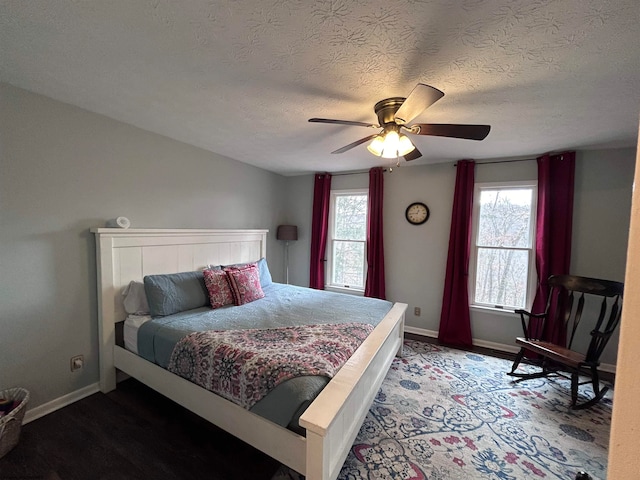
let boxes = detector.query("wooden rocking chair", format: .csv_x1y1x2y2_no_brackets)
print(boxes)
508,274,623,409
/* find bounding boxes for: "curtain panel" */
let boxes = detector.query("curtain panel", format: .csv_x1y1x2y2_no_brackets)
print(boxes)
531,151,575,345
438,160,475,347
365,167,386,299
309,173,332,289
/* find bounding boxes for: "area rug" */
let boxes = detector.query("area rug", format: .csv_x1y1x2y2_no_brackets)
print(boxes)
273,339,612,480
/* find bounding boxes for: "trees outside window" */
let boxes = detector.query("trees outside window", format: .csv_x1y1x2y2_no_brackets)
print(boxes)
470,182,537,310
327,190,368,290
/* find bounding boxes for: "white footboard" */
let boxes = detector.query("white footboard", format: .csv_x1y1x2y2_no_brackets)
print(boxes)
300,302,407,480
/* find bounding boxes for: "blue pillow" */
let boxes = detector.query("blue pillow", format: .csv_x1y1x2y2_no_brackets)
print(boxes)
143,271,209,317
257,257,272,287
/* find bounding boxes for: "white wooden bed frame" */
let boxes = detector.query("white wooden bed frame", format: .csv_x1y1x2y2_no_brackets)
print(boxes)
92,228,406,480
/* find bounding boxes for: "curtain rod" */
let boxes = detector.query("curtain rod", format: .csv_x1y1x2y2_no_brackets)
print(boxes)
334,158,535,173
332,152,571,172
331,158,535,173
331,170,368,176
454,158,535,167
455,150,574,166
328,168,389,176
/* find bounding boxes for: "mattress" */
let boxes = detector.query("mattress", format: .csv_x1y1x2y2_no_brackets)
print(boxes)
135,283,393,433
123,314,152,354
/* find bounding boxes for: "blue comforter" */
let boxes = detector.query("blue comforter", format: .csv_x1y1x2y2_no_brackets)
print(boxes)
137,283,393,431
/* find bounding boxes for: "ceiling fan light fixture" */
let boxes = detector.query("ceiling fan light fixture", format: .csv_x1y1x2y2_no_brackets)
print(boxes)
366,135,385,156
368,130,416,158
397,134,416,156
380,130,400,158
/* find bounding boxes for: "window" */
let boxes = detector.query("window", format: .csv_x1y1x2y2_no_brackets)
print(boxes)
327,189,368,291
470,181,537,311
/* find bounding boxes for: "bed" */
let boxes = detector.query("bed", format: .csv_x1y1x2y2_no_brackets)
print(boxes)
92,228,407,480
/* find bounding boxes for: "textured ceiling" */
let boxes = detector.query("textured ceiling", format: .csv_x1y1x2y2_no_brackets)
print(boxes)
1,0,639,175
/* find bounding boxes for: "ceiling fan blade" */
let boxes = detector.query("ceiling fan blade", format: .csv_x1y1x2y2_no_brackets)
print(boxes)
331,134,379,154
404,146,422,161
393,84,445,125
309,118,378,128
411,123,491,140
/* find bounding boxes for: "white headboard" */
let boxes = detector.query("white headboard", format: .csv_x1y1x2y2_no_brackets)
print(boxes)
91,228,268,391
92,228,268,324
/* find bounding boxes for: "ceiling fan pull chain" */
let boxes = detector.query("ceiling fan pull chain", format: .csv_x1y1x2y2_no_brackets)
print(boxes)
389,153,400,172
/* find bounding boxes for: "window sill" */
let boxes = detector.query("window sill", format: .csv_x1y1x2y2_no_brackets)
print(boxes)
470,305,519,318
325,285,365,297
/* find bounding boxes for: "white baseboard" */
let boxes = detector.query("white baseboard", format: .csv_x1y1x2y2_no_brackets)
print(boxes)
23,383,100,424
599,363,616,374
403,326,616,374
404,325,438,339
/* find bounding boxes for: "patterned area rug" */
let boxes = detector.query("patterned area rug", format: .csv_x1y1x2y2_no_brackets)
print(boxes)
273,339,612,480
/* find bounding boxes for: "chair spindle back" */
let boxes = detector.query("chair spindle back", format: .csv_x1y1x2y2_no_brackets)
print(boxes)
547,275,623,365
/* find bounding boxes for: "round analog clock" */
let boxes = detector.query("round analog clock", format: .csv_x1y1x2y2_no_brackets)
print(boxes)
405,202,430,225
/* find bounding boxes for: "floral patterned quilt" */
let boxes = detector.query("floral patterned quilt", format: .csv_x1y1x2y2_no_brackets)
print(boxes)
167,323,374,409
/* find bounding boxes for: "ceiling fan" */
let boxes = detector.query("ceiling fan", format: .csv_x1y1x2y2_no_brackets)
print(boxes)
309,84,491,161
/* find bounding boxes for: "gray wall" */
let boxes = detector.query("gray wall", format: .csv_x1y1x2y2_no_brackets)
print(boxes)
285,151,635,365
0,83,289,409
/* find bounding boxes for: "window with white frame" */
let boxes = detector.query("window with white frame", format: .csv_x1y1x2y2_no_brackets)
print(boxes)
327,189,368,290
470,181,537,311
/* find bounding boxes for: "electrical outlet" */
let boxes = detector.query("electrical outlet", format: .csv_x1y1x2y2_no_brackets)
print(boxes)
414,307,421,316
70,355,84,372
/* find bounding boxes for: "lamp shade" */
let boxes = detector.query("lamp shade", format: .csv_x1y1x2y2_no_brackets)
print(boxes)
366,135,385,156
277,225,298,241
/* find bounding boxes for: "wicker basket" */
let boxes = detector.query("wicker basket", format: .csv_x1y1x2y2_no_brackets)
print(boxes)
0,387,30,459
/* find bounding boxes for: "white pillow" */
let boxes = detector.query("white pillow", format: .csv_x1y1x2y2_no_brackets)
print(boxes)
122,280,150,315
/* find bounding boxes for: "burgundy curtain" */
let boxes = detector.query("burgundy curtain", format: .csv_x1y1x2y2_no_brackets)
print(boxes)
309,173,332,289
531,151,575,344
365,167,386,299
438,160,475,347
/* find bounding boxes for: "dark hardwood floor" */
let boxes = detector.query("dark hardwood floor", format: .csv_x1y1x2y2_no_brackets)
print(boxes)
0,379,281,480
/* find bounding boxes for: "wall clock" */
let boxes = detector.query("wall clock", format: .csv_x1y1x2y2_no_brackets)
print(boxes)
405,202,429,225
